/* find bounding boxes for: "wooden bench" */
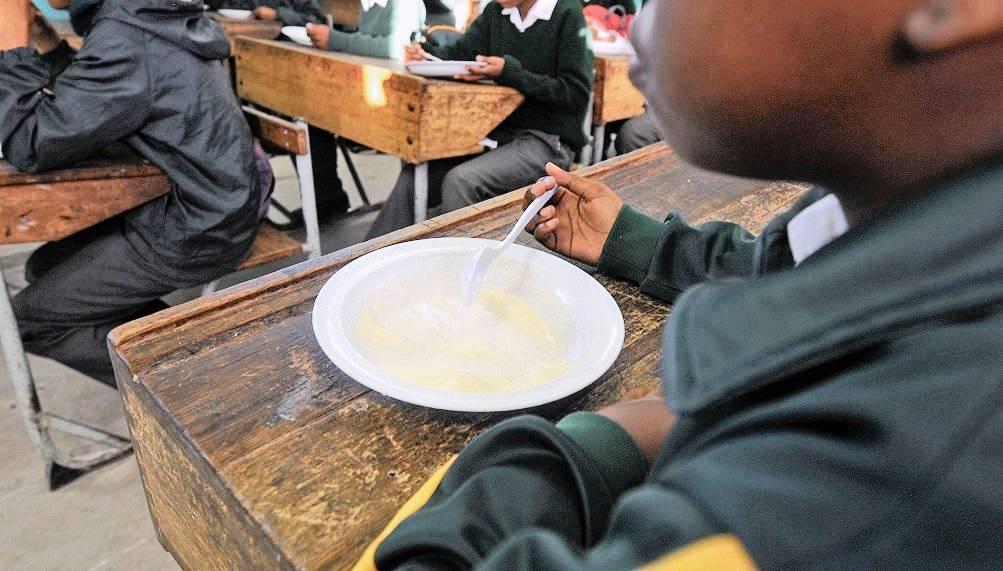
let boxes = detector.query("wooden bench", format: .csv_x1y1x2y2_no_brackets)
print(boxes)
236,224,303,271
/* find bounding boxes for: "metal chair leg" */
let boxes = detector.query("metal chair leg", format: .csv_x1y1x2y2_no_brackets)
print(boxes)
296,119,322,259
336,137,372,207
0,259,132,490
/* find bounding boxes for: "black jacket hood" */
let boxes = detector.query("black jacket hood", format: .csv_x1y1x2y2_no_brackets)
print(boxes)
89,0,230,60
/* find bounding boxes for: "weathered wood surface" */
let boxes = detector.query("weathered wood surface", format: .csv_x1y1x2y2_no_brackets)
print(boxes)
0,147,170,245
244,106,310,155
110,144,808,570
593,55,646,126
234,38,524,164
0,0,31,50
237,224,304,271
208,13,283,51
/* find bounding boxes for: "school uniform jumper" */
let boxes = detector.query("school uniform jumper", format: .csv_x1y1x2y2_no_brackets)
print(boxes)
369,160,1003,568
365,0,593,239
0,0,260,386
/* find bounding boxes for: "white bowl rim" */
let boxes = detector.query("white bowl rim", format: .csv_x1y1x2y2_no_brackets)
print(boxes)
311,237,625,412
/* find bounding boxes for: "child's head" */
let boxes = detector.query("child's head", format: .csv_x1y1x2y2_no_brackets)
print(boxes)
630,0,1003,217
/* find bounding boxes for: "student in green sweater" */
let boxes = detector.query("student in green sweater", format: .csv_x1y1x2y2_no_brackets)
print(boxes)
305,0,425,59
360,0,1003,568
365,0,593,238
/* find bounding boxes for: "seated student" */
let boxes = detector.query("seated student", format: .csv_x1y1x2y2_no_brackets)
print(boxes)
612,109,662,155
305,0,426,59
365,0,593,239
0,0,261,387
206,0,349,227
365,0,1003,567
207,0,325,26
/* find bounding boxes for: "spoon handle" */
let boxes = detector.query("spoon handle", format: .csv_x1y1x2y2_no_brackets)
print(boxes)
501,186,556,248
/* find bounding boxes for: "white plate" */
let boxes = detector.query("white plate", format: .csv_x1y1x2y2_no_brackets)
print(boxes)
217,9,254,20
281,26,312,46
312,238,625,412
405,60,487,77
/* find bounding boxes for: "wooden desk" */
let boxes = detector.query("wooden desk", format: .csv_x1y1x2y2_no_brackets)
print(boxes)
0,0,31,50
591,55,647,164
110,144,808,570
0,146,169,486
0,146,169,245
234,37,524,221
208,13,283,52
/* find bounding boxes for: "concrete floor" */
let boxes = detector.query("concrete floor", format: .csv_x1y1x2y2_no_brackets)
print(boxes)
0,151,400,570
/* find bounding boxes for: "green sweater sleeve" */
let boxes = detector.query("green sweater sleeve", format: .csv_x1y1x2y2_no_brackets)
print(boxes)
597,205,760,303
325,0,425,59
495,9,593,111
374,414,727,569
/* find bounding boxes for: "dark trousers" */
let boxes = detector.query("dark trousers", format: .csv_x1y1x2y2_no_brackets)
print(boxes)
307,126,349,212
613,110,663,155
11,218,236,387
366,128,574,239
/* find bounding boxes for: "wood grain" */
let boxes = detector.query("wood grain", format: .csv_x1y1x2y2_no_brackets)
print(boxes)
0,148,170,245
111,144,808,569
234,38,524,164
237,225,304,271
243,106,310,155
593,55,646,125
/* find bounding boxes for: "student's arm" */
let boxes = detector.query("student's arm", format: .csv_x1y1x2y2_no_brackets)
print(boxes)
325,0,424,59
597,206,760,303
369,414,753,570
494,10,593,111
275,0,325,26
0,24,150,172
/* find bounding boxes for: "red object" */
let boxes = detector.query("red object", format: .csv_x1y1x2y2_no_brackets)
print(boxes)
583,4,634,40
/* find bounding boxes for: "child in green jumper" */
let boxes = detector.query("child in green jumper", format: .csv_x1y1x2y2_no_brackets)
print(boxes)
363,0,1003,568
365,0,593,238
305,0,426,59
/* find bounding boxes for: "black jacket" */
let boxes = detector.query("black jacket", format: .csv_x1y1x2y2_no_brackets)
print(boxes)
0,0,259,266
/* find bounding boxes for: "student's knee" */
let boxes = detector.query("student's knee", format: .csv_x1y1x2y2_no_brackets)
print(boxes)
441,166,485,212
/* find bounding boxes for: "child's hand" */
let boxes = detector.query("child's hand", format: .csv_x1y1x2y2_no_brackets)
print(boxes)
253,6,278,21
28,5,61,55
523,162,624,266
453,55,505,81
404,42,428,62
597,389,674,467
305,23,330,49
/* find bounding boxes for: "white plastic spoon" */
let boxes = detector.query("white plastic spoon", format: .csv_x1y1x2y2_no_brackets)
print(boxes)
462,180,557,303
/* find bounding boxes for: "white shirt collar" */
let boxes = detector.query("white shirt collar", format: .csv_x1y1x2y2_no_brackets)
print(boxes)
786,193,849,265
361,0,390,11
501,0,559,33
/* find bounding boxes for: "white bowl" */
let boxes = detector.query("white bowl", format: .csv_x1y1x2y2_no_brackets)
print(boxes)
312,238,624,412
405,60,487,77
281,26,312,46
218,9,254,20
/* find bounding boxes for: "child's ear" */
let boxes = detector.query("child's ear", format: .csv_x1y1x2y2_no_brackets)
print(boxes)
904,0,1003,53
